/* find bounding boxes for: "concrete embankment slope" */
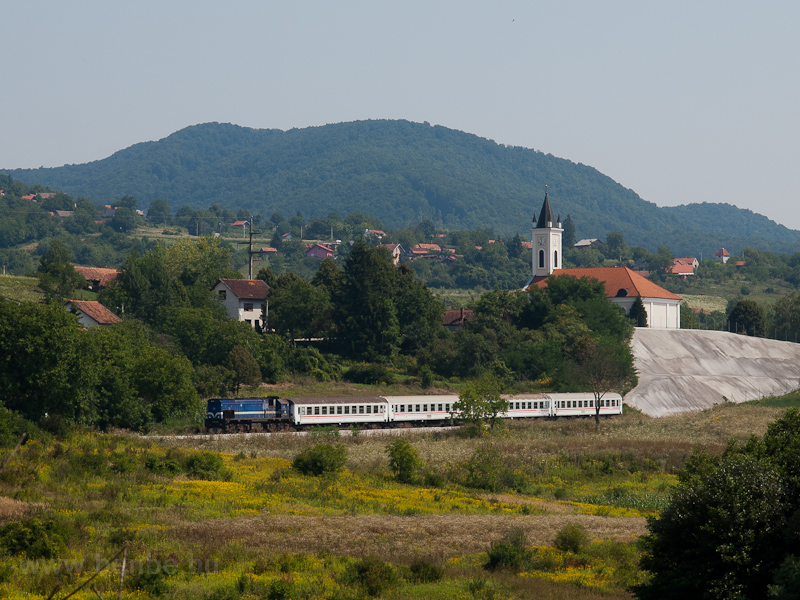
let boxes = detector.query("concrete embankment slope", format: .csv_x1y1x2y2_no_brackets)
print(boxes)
625,329,800,417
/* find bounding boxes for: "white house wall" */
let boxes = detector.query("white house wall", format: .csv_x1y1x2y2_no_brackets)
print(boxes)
610,297,680,329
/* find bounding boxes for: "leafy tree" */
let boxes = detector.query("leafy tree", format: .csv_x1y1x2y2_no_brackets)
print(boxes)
223,344,262,394
110,206,138,233
37,239,86,301
771,290,800,342
728,298,766,336
572,335,636,427
637,454,785,600
270,278,331,343
0,302,98,425
454,374,507,430
334,239,400,359
255,266,278,289
147,198,171,225
386,439,420,484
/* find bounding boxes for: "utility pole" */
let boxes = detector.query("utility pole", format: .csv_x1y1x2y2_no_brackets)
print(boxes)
248,215,254,280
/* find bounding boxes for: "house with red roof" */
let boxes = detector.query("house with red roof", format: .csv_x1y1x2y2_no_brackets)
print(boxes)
212,278,270,330
714,248,731,264
65,300,122,328
669,257,698,277
524,192,681,329
306,243,334,259
378,243,404,265
73,266,122,292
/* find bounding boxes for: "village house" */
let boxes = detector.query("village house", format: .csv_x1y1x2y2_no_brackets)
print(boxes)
715,248,731,264
306,243,334,259
443,307,473,330
73,266,122,292
669,257,698,277
378,243,404,265
524,192,681,329
64,300,122,328
212,278,270,330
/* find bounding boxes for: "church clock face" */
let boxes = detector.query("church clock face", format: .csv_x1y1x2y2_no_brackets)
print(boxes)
537,236,545,246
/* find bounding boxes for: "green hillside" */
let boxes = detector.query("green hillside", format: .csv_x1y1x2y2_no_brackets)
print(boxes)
4,120,799,256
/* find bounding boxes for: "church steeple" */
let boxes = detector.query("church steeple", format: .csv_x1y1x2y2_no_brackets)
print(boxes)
535,190,557,229
531,188,563,277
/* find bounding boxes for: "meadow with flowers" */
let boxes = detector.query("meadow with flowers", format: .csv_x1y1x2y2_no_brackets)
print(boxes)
0,393,797,600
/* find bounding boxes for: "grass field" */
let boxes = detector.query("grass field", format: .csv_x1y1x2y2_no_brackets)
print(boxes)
1,395,795,600
0,274,44,304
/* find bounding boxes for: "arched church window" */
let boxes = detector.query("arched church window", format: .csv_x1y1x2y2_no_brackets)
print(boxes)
538,249,545,269
554,250,558,268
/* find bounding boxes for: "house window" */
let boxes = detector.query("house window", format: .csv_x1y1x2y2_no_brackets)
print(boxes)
244,303,254,311
219,290,226,300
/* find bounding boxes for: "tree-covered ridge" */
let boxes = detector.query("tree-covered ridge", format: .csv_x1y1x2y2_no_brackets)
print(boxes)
3,121,799,256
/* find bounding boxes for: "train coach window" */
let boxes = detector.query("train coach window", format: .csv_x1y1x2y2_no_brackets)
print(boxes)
322,406,328,415
423,404,428,412
337,406,342,414
314,406,320,415
366,406,372,414
445,404,450,412
344,406,350,414
399,405,404,412
438,404,442,412
415,405,421,412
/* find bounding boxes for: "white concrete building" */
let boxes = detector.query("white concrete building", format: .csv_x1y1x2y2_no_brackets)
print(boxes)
212,279,270,329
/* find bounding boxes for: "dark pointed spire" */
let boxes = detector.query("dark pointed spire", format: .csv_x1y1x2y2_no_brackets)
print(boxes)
535,189,556,228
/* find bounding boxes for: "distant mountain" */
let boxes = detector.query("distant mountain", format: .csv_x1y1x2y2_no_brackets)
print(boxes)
4,120,799,256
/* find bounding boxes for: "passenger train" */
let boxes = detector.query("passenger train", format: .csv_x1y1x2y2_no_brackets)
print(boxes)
205,392,623,433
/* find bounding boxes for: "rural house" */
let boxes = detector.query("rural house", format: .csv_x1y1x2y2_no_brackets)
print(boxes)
212,278,270,330
64,300,122,328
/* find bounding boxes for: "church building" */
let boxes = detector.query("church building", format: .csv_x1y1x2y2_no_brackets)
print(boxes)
523,192,681,329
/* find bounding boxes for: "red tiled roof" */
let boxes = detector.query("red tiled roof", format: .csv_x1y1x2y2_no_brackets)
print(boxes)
531,267,681,301
216,278,269,300
413,243,440,252
231,220,247,226
673,257,697,265
443,308,473,326
669,265,695,275
715,248,731,257
22,194,36,200
67,300,122,325
260,247,278,253
73,266,121,287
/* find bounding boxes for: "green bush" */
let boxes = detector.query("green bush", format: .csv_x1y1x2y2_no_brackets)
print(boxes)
0,518,72,559
386,439,420,484
465,446,513,492
342,363,393,385
485,527,532,571
553,522,589,554
292,443,347,476
409,559,444,583
184,452,227,480
339,556,397,596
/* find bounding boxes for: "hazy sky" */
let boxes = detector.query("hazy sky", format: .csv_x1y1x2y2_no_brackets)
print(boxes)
4,1,799,229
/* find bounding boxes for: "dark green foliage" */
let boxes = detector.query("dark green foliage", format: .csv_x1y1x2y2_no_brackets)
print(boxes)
292,443,347,476
553,523,589,554
629,295,648,327
339,556,397,596
408,559,444,583
465,446,515,492
0,518,71,559
128,564,171,596
636,411,800,600
769,556,800,600
485,527,533,571
184,452,227,480
224,345,262,393
728,298,767,336
342,363,393,385
37,239,86,301
386,439,420,484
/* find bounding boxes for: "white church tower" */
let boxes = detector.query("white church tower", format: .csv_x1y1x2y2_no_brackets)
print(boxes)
532,189,563,277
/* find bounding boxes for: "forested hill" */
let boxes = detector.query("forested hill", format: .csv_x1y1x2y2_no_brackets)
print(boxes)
3,120,799,255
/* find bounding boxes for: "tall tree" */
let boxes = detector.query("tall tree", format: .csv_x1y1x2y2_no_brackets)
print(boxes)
573,335,636,427
37,239,86,302
562,214,577,247
334,239,400,359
